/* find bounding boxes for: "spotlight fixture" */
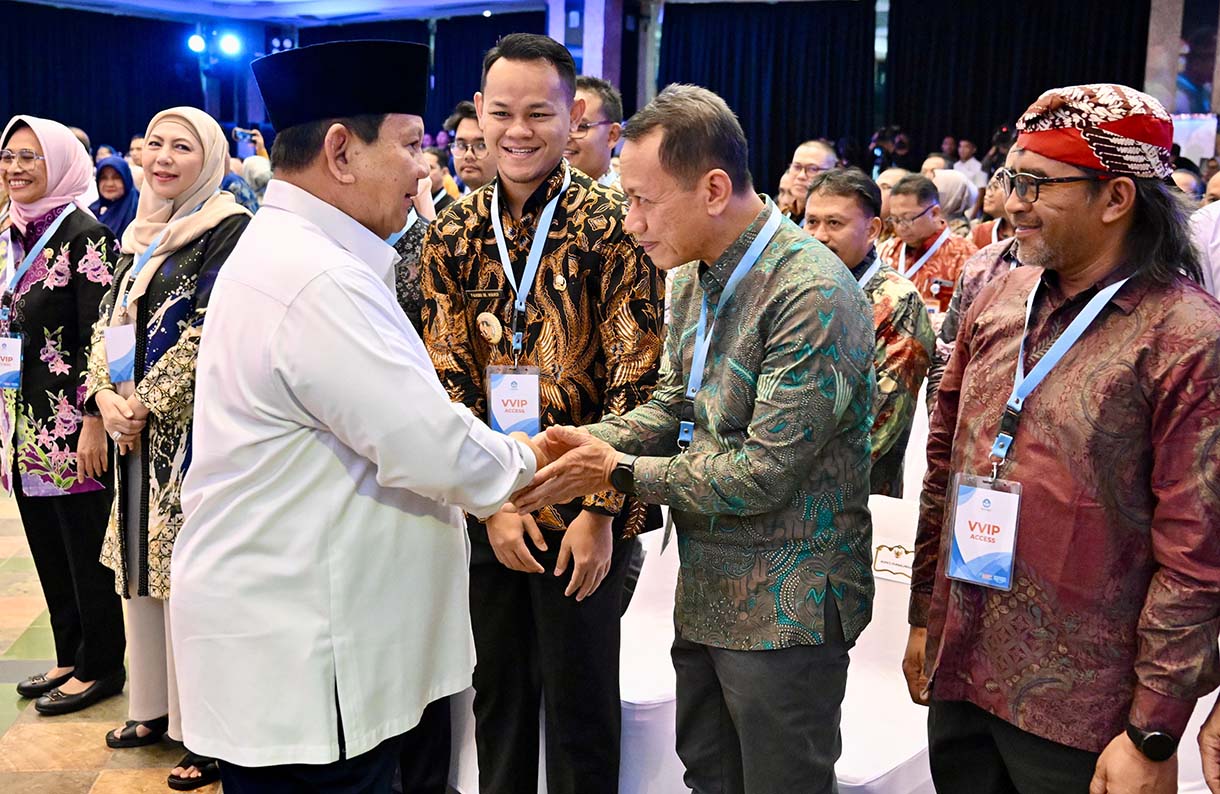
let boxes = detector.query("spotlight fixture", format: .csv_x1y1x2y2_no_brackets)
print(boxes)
483,9,492,16
219,33,242,57
187,33,206,53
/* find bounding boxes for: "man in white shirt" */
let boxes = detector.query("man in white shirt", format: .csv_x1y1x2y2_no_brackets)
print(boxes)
565,75,624,188
1190,199,1220,298
953,138,988,189
170,40,546,793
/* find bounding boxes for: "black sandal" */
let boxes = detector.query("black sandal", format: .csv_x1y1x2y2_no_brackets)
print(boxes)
105,715,169,748
167,752,221,791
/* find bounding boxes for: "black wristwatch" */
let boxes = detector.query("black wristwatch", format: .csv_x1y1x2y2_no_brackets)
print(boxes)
1126,723,1178,762
609,454,638,496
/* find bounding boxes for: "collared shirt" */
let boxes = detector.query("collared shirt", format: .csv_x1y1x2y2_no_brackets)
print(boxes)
172,180,535,767
913,265,1220,752
852,248,935,497
878,231,977,310
953,156,988,189
588,201,877,651
1189,200,1220,300
421,162,663,534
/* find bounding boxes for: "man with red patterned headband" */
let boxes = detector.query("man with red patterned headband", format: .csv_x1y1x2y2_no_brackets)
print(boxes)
903,83,1220,794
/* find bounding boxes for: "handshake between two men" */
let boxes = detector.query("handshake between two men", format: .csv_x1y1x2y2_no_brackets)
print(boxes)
499,426,629,603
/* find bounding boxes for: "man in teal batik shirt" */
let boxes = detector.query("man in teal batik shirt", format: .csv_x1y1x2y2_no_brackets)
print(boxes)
515,84,876,794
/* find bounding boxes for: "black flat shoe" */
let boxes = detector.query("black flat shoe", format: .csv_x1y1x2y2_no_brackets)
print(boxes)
168,752,221,791
33,670,125,716
16,670,72,699
106,715,170,748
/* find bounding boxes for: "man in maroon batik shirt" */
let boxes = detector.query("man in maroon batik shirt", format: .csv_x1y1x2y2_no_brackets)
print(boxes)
904,83,1220,794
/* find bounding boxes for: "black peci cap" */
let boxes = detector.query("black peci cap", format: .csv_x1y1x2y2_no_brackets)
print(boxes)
252,40,430,131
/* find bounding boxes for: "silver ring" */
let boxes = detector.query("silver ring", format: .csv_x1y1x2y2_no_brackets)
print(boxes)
111,431,122,441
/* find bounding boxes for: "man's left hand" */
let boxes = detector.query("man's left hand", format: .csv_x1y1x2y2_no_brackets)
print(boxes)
555,510,613,601
513,425,619,512
1089,732,1177,794
1200,700,1220,794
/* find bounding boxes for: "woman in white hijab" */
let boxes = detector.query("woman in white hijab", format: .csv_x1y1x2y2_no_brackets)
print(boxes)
86,106,251,791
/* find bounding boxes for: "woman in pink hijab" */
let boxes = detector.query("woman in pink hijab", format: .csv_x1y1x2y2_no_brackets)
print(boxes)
1,115,126,715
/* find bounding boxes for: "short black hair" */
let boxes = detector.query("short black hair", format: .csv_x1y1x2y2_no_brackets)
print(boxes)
423,146,449,166
444,101,478,134
575,75,623,123
269,114,386,173
806,168,882,218
481,33,576,100
624,83,752,194
890,173,939,205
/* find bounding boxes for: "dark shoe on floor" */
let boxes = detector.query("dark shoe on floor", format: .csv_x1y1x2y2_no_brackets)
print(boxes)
168,752,221,791
106,715,170,748
16,670,73,699
33,670,125,716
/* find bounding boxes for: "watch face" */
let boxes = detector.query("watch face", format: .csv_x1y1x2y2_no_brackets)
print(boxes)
1142,732,1177,762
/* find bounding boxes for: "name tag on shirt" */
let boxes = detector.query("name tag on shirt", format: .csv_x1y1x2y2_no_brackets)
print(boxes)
0,335,22,390
465,288,505,300
104,324,137,385
486,365,541,436
946,473,1022,591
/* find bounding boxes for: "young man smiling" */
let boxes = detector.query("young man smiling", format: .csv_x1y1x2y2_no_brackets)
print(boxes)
420,33,662,794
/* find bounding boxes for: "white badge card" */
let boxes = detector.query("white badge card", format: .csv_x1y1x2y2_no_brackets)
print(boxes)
0,335,22,390
946,473,1022,591
103,324,137,385
486,365,541,436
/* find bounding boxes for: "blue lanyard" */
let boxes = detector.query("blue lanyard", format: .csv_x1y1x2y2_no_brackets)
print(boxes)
490,167,572,359
120,229,170,311
898,226,951,279
678,204,784,447
5,204,76,297
385,209,418,246
989,276,1131,466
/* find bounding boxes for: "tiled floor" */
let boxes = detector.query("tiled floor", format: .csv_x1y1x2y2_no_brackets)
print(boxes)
0,498,221,793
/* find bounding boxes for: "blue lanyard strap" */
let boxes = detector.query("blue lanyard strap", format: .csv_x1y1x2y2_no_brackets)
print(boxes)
120,228,170,311
988,275,1131,464
5,204,75,296
490,167,572,360
678,203,784,447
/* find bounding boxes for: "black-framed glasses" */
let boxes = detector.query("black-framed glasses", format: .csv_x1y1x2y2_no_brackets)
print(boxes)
569,120,616,140
995,167,1112,203
787,162,832,178
886,203,936,228
0,149,46,167
450,140,489,160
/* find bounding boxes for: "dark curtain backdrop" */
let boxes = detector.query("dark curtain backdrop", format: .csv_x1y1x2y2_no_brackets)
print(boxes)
426,11,547,133
658,1,876,196
885,0,1151,156
299,19,429,47
0,1,203,152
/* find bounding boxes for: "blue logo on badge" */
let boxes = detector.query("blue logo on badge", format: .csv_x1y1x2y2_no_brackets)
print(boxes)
510,380,518,390
982,498,992,509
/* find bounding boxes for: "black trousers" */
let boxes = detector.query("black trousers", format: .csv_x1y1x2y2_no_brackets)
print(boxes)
468,534,635,794
671,600,853,794
15,478,124,681
395,696,450,794
220,735,405,794
928,699,1101,794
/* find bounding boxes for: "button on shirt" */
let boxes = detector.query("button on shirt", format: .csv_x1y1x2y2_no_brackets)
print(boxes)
588,202,877,651
914,265,1220,752
171,180,536,767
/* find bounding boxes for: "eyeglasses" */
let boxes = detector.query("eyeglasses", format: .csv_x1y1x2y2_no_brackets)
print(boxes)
787,162,832,178
886,203,936,228
568,120,616,140
0,149,46,167
450,140,489,160
994,167,1113,203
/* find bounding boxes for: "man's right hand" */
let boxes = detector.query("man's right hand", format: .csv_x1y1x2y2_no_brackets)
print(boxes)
486,503,548,574
902,626,931,706
1200,699,1220,793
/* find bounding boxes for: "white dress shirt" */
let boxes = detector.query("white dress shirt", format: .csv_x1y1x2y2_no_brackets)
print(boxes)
953,156,988,189
1190,200,1220,299
171,179,536,767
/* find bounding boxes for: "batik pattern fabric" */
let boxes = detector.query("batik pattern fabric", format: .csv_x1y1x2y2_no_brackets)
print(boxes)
420,162,663,535
0,205,116,496
877,233,977,309
392,217,429,335
588,202,877,651
913,265,1220,752
856,250,935,497
89,214,249,599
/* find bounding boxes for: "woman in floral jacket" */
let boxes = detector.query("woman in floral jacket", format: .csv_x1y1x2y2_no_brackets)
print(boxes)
88,107,250,791
1,115,126,714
